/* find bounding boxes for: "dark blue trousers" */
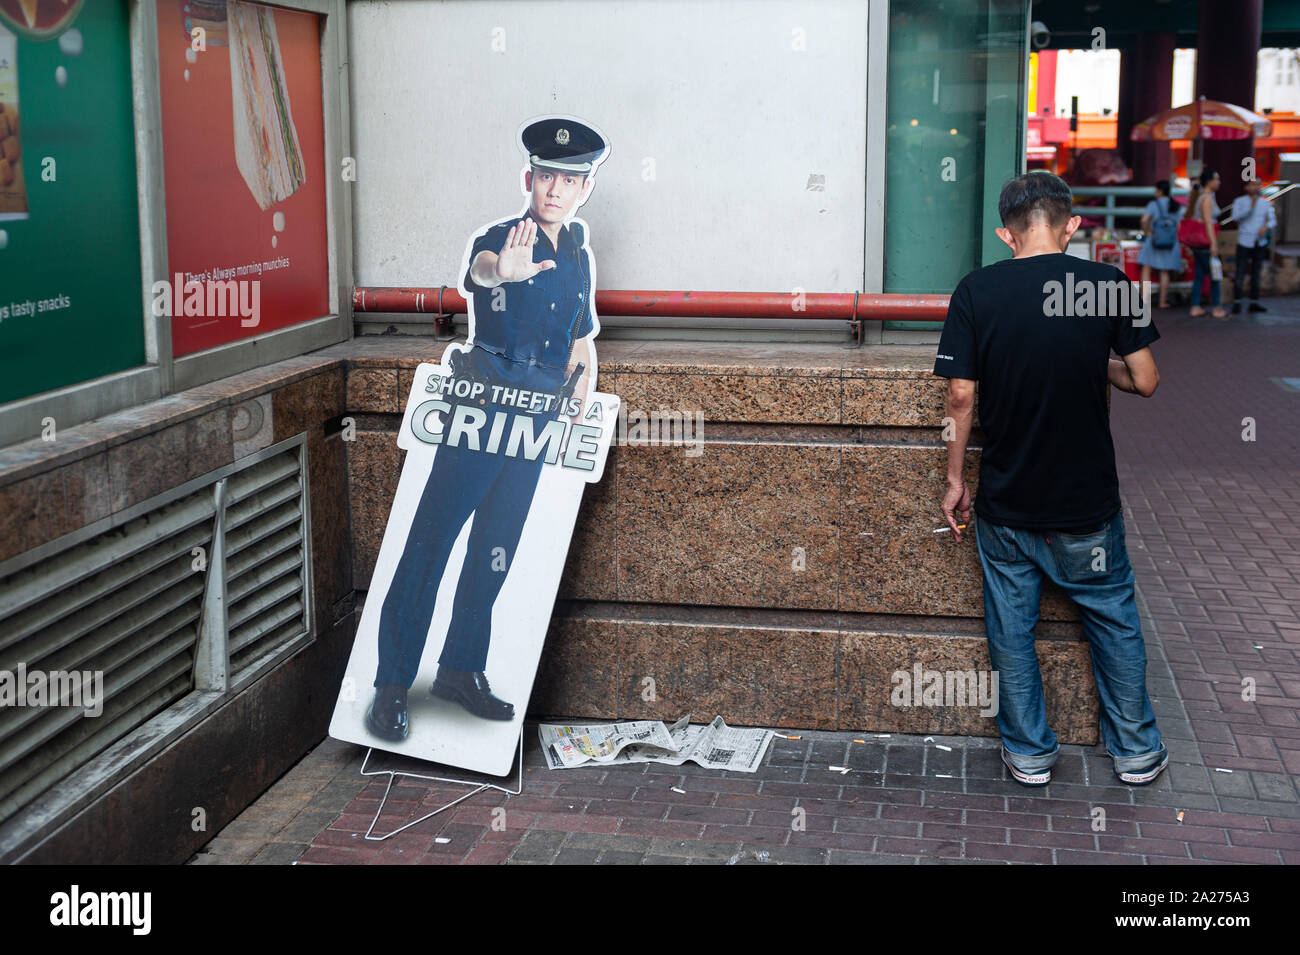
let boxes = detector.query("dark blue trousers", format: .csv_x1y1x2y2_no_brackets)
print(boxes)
374,353,563,687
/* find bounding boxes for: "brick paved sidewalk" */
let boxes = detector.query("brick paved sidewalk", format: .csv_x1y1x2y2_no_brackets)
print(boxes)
191,301,1300,865
1112,300,1300,785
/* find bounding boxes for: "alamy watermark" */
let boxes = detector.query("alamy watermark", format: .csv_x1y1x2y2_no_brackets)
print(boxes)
0,664,104,717
890,663,999,717
148,264,289,328
618,405,704,457
1042,273,1151,327
50,885,150,935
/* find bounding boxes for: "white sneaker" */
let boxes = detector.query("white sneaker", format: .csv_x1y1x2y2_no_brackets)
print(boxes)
1002,746,1051,786
1117,750,1169,786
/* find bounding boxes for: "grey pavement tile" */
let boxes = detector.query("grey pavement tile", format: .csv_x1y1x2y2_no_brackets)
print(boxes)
827,850,918,864
846,742,887,773
305,778,370,812
599,850,647,865
884,745,925,775
511,830,567,863
755,765,810,784
917,774,968,793
745,844,828,864
965,748,1007,780
810,739,850,766
648,837,740,860
925,746,963,776
767,738,810,767
1137,790,1221,810
1210,770,1258,798
563,832,653,853
921,857,1008,864
1248,772,1299,802
189,837,264,865
555,848,601,864
1167,764,1216,793
1047,782,1139,803
1165,739,1205,763
837,771,886,790
1048,753,1087,785
966,775,1035,796
275,809,338,844
1216,796,1300,818
883,773,946,792
249,842,309,865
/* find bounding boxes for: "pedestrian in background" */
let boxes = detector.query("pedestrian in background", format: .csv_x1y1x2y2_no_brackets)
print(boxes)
1137,179,1182,309
1181,168,1226,319
1230,175,1276,314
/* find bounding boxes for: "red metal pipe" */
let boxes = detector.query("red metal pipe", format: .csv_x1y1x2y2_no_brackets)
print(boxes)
351,286,950,322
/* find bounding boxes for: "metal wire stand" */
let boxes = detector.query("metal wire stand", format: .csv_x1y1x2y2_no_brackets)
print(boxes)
358,734,524,841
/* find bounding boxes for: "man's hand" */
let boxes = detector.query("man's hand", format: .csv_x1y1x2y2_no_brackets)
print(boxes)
943,479,972,541
942,377,976,542
495,218,555,283
1108,348,1159,397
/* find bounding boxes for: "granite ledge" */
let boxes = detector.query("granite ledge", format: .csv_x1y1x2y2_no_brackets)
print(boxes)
0,355,344,489
553,599,1089,644
321,335,946,381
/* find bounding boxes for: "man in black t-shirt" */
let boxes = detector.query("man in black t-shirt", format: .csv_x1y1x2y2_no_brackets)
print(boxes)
933,171,1168,788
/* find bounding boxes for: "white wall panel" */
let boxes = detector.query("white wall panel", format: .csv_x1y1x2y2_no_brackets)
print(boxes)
349,0,869,293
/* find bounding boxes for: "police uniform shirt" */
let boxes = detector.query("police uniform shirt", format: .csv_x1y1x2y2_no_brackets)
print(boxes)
463,217,594,370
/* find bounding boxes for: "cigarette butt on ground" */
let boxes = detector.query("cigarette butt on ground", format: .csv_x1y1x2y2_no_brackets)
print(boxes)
1214,768,1233,774
934,744,953,752
671,786,687,794
775,733,801,740
1176,810,1185,822
852,739,866,744
434,837,451,844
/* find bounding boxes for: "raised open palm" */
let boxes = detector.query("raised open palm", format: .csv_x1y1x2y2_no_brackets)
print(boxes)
495,218,556,283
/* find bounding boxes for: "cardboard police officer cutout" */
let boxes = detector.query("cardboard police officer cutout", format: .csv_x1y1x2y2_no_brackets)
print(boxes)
329,116,618,776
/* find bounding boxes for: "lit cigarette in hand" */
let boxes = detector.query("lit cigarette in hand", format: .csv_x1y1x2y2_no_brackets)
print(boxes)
933,524,967,534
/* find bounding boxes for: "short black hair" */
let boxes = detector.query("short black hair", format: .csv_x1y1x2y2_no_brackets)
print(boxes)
1199,168,1219,186
1154,179,1171,196
998,171,1074,232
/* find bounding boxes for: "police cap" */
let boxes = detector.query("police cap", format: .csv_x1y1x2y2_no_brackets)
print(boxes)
521,118,606,174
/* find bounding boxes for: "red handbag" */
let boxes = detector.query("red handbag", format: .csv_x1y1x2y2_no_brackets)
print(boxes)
1177,217,1210,248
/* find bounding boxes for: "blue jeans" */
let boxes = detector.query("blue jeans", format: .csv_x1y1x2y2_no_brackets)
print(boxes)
1190,248,1221,307
975,509,1165,775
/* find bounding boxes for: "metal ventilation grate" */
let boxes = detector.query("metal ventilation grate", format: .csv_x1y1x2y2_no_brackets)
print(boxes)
0,488,215,823
0,436,312,826
222,449,310,680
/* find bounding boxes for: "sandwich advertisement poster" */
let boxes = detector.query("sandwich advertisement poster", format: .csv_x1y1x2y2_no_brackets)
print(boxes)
0,0,146,405
156,0,328,357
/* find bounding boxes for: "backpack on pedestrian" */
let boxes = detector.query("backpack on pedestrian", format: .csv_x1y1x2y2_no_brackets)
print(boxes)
1151,197,1179,249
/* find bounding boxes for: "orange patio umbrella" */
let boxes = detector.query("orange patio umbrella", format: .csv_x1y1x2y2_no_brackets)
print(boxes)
1130,97,1273,142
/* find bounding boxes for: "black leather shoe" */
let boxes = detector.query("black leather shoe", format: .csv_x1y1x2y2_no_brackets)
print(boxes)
1249,302,1268,313
430,668,515,720
366,685,409,741
1231,302,1242,314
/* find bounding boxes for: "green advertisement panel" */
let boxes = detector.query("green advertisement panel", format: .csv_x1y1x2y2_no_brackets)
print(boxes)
0,0,145,405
